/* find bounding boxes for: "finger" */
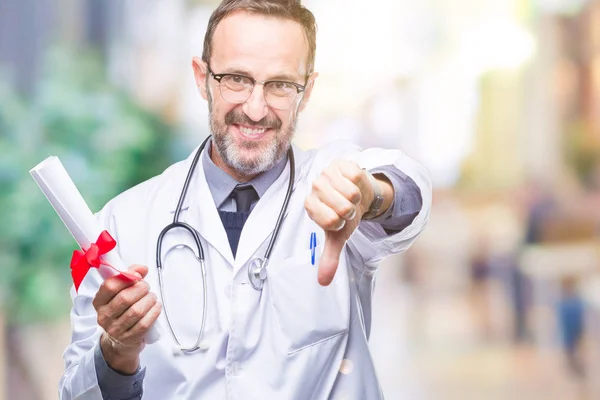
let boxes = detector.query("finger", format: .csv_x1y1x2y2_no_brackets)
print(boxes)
110,292,158,337
117,264,149,284
122,301,163,343
335,160,364,187
129,264,149,279
322,164,362,205
93,265,148,308
336,162,373,207
305,194,346,231
103,280,151,322
318,230,346,286
94,277,138,310
312,176,357,220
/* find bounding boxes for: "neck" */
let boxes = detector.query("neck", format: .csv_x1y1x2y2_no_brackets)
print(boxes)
210,145,258,183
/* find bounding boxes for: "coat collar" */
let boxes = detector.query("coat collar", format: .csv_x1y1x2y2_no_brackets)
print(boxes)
200,139,288,209
165,138,313,267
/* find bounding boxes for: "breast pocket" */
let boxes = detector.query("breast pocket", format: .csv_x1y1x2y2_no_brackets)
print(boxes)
267,246,350,355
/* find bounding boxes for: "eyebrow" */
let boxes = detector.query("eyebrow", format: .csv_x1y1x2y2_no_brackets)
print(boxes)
221,67,301,83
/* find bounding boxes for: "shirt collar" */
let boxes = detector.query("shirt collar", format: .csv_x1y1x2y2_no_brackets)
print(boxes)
201,138,288,208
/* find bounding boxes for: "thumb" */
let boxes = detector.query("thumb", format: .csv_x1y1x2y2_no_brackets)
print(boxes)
318,231,346,286
127,264,149,279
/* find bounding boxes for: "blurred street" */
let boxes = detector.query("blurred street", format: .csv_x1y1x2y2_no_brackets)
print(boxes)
371,256,587,400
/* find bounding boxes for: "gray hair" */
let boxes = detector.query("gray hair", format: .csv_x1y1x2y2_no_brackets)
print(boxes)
202,0,317,74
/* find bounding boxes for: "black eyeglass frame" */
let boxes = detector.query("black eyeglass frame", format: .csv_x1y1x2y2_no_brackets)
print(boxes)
206,64,310,108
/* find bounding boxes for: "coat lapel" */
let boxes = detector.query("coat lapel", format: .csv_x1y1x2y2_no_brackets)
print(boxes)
233,145,311,273
168,145,235,266
166,143,312,272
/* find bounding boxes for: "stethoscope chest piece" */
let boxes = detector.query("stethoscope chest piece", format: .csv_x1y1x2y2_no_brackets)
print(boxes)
248,257,268,290
157,136,295,356
171,339,210,357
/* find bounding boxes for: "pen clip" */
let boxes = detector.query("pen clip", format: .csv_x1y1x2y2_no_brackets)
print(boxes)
310,232,316,266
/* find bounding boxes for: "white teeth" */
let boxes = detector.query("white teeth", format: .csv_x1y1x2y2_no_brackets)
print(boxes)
239,126,266,135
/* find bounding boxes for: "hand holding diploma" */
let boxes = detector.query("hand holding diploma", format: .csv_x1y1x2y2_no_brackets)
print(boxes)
29,157,162,352
94,264,162,374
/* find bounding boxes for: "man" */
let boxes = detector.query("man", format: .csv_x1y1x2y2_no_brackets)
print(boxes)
59,0,432,399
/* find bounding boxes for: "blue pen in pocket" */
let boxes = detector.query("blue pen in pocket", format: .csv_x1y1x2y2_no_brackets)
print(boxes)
310,232,317,265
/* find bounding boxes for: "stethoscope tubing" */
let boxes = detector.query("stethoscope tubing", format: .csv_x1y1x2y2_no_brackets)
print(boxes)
155,135,294,353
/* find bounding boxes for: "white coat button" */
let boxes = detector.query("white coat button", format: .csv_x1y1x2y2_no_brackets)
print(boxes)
339,359,354,375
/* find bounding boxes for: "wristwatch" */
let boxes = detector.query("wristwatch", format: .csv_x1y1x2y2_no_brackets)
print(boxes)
363,171,384,220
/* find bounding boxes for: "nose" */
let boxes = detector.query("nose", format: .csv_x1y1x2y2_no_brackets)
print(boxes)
242,84,269,122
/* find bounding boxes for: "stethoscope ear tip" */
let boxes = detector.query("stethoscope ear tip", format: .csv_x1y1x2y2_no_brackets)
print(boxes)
171,341,211,356
198,340,211,351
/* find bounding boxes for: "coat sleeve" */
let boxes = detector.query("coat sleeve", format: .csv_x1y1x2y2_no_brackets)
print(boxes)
317,140,433,272
58,203,118,399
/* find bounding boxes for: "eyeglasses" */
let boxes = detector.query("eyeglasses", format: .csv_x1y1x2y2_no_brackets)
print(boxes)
207,65,307,110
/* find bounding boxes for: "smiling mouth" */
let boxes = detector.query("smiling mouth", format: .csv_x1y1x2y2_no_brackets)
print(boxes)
233,124,272,140
238,125,267,135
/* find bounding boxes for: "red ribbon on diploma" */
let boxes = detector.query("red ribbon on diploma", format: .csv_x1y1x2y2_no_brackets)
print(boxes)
70,230,140,292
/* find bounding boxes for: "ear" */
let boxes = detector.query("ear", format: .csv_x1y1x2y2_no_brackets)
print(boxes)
298,72,318,113
192,56,208,101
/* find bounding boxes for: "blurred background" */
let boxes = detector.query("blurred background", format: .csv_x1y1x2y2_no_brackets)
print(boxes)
2,0,600,398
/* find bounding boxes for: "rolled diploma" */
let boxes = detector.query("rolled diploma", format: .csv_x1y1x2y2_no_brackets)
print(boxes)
30,156,161,344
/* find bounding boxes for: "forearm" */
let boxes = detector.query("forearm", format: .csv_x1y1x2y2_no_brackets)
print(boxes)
100,333,141,375
96,335,146,400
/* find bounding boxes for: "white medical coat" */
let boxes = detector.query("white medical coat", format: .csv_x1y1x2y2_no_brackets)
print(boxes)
59,140,432,399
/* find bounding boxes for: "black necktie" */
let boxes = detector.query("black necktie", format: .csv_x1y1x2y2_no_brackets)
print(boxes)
232,185,258,212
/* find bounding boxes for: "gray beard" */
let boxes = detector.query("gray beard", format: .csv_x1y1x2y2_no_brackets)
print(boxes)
207,89,296,176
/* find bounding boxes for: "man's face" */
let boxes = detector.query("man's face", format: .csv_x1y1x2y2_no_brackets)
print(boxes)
193,12,317,178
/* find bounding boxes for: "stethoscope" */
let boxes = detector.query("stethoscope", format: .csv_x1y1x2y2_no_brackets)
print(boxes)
156,135,295,354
